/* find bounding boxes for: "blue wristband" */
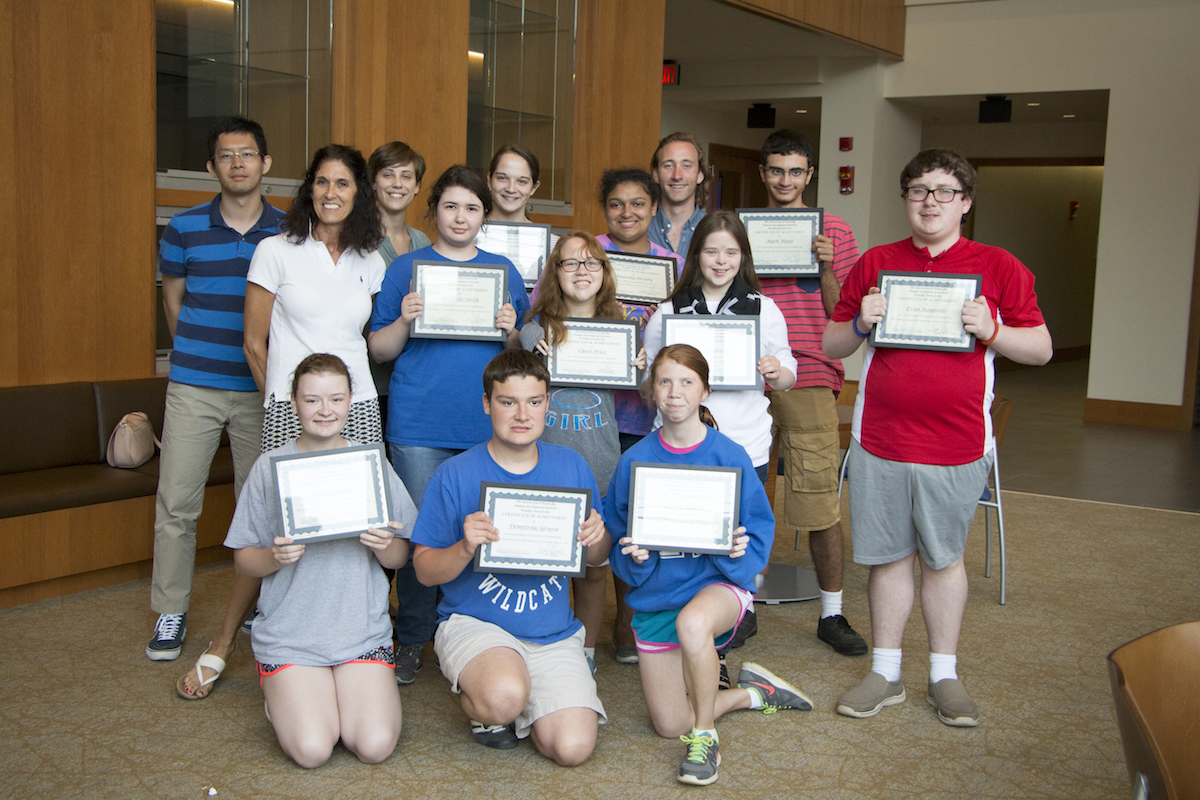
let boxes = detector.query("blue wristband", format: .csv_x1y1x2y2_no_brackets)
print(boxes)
851,313,870,339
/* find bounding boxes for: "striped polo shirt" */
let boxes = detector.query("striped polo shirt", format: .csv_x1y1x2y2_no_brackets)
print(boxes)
759,212,859,392
158,195,283,391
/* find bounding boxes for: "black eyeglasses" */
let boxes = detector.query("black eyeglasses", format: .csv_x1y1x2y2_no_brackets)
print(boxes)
903,187,964,203
558,258,604,272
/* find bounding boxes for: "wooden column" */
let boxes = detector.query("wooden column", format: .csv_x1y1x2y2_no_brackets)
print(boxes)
571,0,667,235
0,0,156,386
331,0,470,239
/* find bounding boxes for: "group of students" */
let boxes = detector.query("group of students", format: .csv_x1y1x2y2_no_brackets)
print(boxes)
149,114,1051,786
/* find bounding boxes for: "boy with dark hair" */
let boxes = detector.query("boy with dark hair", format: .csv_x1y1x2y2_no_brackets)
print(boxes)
825,149,1051,727
756,128,867,657
411,350,609,764
147,117,280,689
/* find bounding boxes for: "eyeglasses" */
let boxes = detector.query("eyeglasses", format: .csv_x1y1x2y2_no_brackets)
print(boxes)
214,151,262,164
903,186,964,203
558,258,604,272
765,166,811,179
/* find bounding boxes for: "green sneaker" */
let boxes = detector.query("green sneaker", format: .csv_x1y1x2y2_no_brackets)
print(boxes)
677,732,720,786
737,662,813,712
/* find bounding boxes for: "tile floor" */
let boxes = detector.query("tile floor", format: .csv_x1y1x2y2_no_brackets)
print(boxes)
994,359,1200,513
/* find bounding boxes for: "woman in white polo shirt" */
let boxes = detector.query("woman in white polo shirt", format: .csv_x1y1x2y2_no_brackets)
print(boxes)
244,143,388,450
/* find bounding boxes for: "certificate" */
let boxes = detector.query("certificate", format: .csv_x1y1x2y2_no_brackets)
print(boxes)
410,261,508,342
628,463,741,554
546,318,640,389
870,271,982,353
474,483,591,576
737,207,823,277
475,221,552,288
661,315,762,391
608,252,677,304
270,444,395,543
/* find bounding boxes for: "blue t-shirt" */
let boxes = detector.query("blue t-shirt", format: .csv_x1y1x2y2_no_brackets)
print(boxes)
369,245,531,449
158,196,283,391
604,428,775,613
411,441,600,644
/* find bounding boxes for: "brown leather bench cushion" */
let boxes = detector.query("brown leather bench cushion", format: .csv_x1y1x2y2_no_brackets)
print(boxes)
0,383,99,475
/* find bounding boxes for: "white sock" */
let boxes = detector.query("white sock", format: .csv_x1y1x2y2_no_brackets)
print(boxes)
746,685,765,709
871,647,903,682
929,652,958,684
583,646,595,660
692,727,718,743
819,589,843,619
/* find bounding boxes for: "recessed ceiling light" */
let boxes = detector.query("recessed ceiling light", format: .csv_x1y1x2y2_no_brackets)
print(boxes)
1063,114,1076,118
795,109,807,114
1026,102,1040,107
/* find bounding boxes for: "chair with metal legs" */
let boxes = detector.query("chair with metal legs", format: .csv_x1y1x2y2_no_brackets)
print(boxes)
837,395,1015,605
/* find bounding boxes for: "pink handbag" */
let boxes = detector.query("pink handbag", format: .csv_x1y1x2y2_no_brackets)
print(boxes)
106,412,161,468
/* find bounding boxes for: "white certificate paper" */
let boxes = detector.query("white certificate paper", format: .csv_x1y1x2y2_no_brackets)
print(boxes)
411,261,507,341
608,252,677,304
475,221,551,287
547,318,639,389
628,463,740,554
871,271,982,353
662,315,762,390
737,207,823,277
272,444,394,543
474,483,590,576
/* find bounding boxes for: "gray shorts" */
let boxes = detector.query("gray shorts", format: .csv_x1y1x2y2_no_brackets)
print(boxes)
434,614,607,739
847,441,993,570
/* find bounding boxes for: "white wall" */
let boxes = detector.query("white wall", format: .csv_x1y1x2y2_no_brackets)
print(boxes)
884,0,1200,407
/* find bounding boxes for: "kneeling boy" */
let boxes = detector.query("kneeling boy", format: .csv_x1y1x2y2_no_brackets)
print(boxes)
411,350,609,765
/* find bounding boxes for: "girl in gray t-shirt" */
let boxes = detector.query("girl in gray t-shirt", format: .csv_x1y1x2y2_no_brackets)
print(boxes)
224,354,417,768
521,231,646,667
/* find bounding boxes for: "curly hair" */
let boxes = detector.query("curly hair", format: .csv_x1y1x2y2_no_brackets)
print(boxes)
526,231,625,345
282,144,383,255
598,167,660,208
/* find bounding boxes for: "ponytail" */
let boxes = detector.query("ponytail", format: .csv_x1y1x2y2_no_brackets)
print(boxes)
699,405,719,430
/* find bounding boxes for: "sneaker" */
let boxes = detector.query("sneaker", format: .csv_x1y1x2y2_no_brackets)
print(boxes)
836,672,906,718
145,613,186,661
927,678,979,727
817,614,868,656
240,608,259,634
677,732,720,786
614,644,639,664
718,656,731,690
394,642,424,685
728,609,757,649
737,662,813,711
471,721,519,750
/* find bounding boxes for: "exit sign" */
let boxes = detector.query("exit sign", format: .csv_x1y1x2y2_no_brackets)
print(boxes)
662,63,680,85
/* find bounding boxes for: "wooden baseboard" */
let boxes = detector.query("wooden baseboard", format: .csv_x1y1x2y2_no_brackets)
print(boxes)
0,545,232,610
1083,398,1190,430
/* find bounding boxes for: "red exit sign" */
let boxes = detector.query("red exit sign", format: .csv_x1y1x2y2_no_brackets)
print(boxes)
662,63,680,85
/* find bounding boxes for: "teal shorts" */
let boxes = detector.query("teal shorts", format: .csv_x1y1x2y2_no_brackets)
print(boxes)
631,583,753,655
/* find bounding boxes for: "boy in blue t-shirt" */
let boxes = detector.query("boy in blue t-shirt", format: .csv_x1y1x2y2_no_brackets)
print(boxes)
411,350,609,765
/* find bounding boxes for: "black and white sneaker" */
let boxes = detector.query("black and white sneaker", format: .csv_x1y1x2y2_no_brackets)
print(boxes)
145,613,186,661
470,720,519,750
718,655,731,690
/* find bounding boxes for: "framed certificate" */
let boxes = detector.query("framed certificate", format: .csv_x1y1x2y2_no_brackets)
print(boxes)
410,261,508,342
546,318,640,389
270,443,395,543
474,482,591,576
870,271,982,353
475,221,552,288
737,207,824,277
661,315,762,391
628,463,741,554
608,252,677,304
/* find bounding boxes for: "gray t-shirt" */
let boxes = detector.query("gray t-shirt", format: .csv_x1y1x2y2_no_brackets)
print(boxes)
520,319,620,493
224,440,418,666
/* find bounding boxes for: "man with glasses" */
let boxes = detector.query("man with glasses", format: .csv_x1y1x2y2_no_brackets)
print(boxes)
146,117,282,677
754,129,867,658
824,149,1050,726
649,132,708,256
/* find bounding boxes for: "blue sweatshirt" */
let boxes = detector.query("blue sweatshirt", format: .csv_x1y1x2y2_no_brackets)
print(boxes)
604,428,774,612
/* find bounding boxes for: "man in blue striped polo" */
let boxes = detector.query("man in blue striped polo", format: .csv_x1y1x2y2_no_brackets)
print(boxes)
146,117,282,665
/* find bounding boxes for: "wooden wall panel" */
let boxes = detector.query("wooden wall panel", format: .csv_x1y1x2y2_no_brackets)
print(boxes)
332,0,470,240
572,0,667,235
719,0,904,57
858,0,906,56
0,0,156,387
